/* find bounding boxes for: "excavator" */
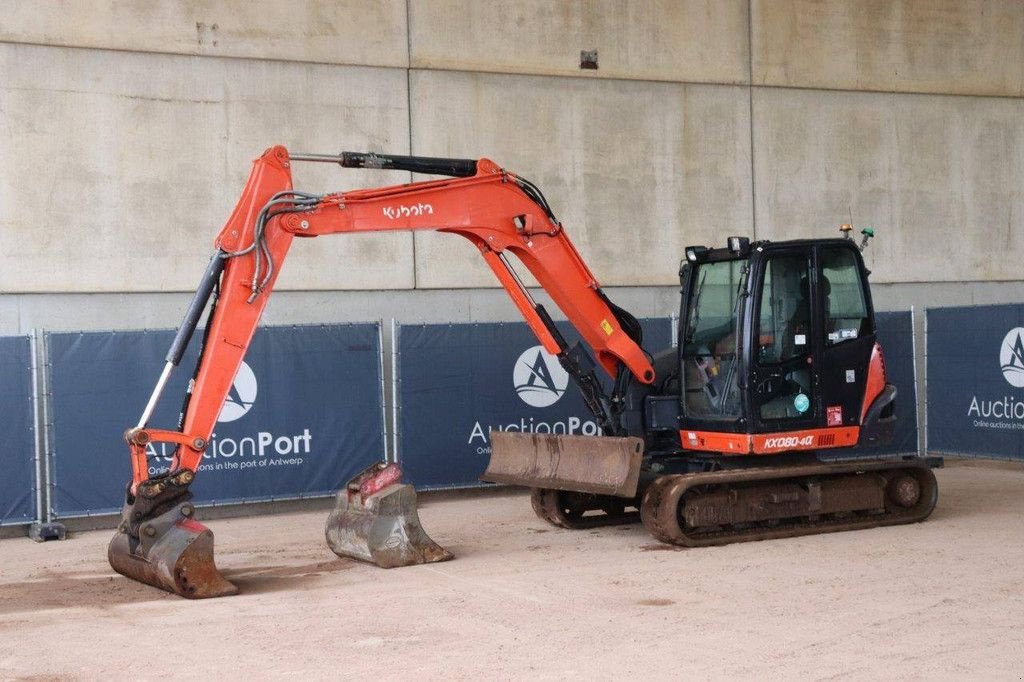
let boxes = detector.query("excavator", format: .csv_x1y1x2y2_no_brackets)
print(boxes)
109,146,939,598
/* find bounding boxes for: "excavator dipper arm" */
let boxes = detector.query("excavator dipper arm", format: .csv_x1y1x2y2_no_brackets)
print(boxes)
110,146,654,598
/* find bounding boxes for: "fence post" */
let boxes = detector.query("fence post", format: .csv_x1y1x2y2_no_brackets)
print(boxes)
375,320,390,464
390,319,400,465
29,330,44,525
910,306,923,456
921,307,929,457
29,330,66,541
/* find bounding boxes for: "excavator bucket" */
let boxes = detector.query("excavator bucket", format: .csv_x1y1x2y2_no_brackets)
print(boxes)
108,498,237,599
482,431,645,497
325,462,453,568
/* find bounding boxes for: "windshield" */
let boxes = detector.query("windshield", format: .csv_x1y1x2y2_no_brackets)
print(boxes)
682,259,745,419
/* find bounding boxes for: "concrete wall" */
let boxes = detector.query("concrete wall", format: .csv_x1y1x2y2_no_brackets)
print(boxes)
409,0,750,84
409,70,751,288
752,0,1024,97
0,42,414,293
753,88,1024,283
1,0,1021,310
0,0,409,67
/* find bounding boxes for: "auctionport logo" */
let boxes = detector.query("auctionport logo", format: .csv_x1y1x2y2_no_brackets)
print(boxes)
217,361,258,422
148,359,315,474
513,345,568,408
465,345,599,448
1000,328,1024,388
966,327,1024,429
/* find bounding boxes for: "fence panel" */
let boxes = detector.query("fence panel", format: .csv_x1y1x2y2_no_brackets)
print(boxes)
927,304,1024,460
396,318,673,490
0,336,37,525
46,323,385,517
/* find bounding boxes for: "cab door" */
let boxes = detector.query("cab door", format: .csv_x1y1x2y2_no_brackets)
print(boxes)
816,244,876,429
749,246,821,433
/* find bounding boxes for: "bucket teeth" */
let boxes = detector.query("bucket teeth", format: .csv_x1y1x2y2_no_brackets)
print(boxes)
326,465,452,568
108,499,237,599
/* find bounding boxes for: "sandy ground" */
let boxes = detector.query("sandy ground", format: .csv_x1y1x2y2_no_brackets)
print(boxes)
1,462,1023,681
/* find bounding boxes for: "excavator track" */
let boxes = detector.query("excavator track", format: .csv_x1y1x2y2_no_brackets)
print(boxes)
640,459,937,547
530,488,640,529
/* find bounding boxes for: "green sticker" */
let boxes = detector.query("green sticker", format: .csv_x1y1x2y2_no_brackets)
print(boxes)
794,393,810,413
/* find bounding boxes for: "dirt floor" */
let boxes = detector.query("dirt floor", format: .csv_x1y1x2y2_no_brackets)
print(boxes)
1,462,1023,680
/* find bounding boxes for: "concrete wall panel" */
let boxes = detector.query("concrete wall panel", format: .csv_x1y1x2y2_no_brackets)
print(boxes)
408,70,752,289
752,0,1024,97
753,87,1024,283
0,43,413,293
410,0,749,84
0,0,408,68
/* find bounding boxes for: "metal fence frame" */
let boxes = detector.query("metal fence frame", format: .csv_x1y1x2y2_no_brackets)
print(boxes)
919,305,929,456
389,318,400,465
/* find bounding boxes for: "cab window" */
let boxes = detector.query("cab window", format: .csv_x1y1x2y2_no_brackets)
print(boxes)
757,254,811,364
821,248,869,346
681,259,744,419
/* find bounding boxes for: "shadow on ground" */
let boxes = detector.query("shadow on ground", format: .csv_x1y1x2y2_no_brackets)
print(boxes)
0,570,171,614
223,559,356,595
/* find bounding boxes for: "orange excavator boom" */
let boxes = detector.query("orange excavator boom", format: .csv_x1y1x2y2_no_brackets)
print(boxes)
109,146,654,598
130,146,653,488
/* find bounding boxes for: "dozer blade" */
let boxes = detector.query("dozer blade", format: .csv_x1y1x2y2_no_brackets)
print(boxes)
482,431,644,497
325,462,453,568
108,499,237,599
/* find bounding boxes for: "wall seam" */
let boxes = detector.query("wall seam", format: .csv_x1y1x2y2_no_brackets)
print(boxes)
0,39,408,71
747,0,757,240
405,0,417,289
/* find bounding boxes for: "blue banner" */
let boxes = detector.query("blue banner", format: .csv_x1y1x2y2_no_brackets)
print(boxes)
47,324,385,517
396,318,674,490
927,304,1024,460
0,336,36,525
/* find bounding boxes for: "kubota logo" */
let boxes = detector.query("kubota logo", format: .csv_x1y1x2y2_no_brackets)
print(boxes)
1000,328,1024,388
217,361,258,422
513,345,568,408
382,203,433,220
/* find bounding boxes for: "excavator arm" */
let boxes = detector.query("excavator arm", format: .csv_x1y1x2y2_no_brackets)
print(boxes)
126,145,654,490
109,146,654,598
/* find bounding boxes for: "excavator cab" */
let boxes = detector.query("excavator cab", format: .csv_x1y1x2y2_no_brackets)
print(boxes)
677,236,892,451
